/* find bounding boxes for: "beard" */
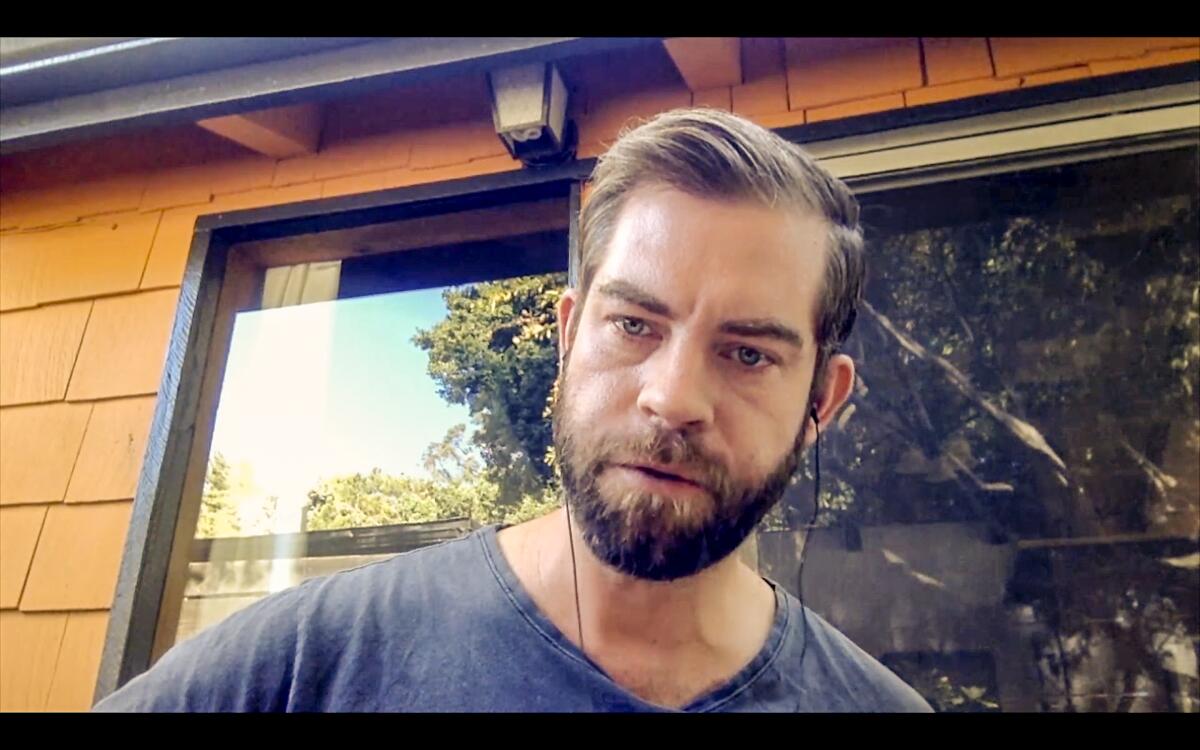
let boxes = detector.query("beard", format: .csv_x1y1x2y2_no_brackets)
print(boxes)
552,364,811,582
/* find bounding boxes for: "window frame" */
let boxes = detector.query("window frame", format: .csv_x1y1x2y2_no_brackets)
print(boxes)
95,162,591,701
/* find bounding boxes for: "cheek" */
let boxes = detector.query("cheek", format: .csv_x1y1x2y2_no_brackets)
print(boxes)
572,317,643,372
579,320,645,369
716,393,807,477
562,335,639,416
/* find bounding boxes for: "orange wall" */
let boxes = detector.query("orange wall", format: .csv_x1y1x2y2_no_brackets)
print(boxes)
0,37,1196,712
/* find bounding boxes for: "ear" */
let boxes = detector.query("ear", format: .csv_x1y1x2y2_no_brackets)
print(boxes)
556,288,580,370
801,353,856,449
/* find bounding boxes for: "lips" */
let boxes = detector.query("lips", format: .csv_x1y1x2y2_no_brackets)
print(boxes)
620,463,704,488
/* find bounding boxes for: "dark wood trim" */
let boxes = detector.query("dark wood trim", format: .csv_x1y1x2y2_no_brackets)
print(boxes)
147,248,265,665
336,230,568,299
196,158,596,238
773,61,1200,146
236,197,569,270
855,145,1199,233
844,128,1200,196
93,228,231,702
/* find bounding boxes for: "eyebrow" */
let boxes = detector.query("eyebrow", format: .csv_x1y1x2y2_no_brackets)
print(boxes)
597,280,673,317
595,280,806,349
719,320,805,349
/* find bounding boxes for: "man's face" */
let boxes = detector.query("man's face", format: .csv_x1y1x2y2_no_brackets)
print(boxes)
553,185,833,580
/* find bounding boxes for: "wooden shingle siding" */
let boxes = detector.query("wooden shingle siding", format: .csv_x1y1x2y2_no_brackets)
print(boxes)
0,173,146,231
990,37,1199,78
64,289,178,402
922,38,995,85
65,397,157,504
44,611,109,711
139,208,200,290
0,505,48,607
0,611,68,711
138,156,277,213
19,502,132,612
0,213,160,312
0,302,92,406
808,93,908,123
733,38,790,119
786,38,925,112
692,87,733,112
0,610,110,710
1087,46,1200,75
0,402,92,505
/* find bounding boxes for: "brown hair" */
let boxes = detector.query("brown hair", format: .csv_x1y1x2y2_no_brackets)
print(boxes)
577,108,865,397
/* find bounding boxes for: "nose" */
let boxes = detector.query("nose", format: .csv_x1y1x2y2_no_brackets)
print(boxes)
636,335,715,433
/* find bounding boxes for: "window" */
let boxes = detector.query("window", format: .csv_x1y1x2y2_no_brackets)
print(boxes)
757,146,1199,712
171,251,568,645
880,652,1002,712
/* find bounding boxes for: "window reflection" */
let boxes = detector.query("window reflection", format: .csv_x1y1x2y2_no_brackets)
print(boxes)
760,147,1199,712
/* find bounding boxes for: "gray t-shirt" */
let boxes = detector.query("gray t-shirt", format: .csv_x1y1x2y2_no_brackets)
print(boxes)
94,525,931,712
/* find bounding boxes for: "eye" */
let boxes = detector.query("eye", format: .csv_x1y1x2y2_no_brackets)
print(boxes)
616,317,650,337
731,346,771,369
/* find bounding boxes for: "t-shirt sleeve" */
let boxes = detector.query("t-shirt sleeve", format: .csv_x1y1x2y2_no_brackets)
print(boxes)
799,604,935,712
863,659,936,712
92,582,309,712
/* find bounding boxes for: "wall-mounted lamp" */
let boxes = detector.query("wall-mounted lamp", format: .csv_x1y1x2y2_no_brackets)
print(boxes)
488,62,576,167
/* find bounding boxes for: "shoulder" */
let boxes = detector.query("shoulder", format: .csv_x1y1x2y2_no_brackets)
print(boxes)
94,528,489,712
776,589,933,713
93,577,312,712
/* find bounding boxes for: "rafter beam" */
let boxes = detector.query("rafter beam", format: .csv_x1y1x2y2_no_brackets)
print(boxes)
197,102,323,158
663,38,743,90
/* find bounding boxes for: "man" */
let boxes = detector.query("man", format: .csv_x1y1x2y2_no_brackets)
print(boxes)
95,109,931,713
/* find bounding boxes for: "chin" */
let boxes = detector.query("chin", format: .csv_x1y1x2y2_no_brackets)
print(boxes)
577,488,757,582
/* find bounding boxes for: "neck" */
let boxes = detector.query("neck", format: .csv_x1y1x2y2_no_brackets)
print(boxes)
502,507,774,658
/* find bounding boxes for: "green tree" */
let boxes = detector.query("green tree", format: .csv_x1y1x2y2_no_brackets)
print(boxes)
768,156,1200,546
195,452,279,538
770,152,1200,712
421,423,482,482
412,273,565,508
302,466,559,531
196,452,241,538
304,468,499,529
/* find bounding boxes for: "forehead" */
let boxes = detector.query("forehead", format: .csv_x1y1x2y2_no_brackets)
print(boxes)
592,186,829,329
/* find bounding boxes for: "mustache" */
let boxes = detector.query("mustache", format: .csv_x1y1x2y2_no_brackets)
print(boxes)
583,427,733,495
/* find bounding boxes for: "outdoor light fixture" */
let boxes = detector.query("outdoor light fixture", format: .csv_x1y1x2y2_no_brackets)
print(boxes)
488,62,576,167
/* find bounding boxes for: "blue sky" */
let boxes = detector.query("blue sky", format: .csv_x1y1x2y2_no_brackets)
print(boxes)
207,286,474,501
